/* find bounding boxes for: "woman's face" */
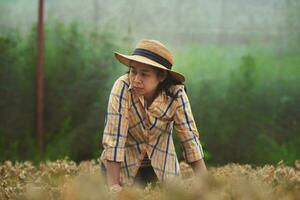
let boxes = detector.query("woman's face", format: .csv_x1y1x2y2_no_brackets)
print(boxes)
129,61,166,99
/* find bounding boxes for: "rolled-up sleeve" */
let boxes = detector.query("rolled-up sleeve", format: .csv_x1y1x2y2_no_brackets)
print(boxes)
174,87,204,163
102,79,129,162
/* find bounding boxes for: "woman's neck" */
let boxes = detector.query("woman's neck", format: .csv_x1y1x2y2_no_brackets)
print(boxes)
144,90,159,108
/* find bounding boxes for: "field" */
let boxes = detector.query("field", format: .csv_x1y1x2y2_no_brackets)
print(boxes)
1,159,300,200
1,1,300,199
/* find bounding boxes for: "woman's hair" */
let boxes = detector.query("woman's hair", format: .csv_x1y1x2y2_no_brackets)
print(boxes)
126,60,187,99
153,68,187,99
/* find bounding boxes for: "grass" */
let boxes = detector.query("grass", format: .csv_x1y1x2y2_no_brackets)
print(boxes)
0,158,300,200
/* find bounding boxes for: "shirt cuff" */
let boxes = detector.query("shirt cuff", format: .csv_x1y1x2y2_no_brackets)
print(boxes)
103,147,125,162
183,144,204,163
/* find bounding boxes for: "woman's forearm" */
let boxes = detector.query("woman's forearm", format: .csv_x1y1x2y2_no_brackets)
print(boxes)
106,160,121,186
190,159,207,175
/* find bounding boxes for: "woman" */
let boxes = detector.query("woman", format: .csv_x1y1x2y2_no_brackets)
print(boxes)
100,39,207,192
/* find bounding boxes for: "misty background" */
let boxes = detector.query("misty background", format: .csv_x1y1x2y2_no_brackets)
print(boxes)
0,0,299,166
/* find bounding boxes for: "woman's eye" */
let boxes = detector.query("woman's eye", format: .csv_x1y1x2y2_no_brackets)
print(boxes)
142,73,148,77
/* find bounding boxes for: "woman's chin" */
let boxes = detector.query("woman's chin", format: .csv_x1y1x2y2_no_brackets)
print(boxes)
134,88,145,94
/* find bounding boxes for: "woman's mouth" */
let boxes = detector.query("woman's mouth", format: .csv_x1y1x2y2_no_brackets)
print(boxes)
133,87,143,91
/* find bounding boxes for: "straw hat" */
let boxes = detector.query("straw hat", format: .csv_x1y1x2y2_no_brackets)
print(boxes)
114,39,185,82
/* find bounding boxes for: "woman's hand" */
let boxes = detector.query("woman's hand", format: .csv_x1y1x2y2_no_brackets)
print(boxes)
109,184,123,194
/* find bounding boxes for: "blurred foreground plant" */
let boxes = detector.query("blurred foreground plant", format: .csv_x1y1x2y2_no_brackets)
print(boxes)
0,158,300,200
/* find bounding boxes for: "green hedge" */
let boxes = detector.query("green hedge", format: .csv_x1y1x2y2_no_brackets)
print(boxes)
0,22,299,166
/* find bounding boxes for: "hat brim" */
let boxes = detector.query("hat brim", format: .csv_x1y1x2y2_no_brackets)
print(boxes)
114,52,185,82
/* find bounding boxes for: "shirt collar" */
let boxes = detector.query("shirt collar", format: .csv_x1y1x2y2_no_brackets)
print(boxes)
128,82,133,91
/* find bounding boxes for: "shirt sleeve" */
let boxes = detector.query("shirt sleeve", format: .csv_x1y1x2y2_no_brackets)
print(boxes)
173,86,204,163
102,79,129,162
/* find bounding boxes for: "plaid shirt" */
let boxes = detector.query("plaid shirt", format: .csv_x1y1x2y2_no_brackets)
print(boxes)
100,74,204,185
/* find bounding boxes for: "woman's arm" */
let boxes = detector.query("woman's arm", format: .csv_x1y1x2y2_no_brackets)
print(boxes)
190,159,207,175
173,86,207,172
101,79,130,189
106,161,121,186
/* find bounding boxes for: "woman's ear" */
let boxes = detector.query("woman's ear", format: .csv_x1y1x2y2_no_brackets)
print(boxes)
159,71,168,82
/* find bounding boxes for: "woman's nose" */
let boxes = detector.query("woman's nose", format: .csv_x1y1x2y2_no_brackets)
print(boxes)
134,74,141,83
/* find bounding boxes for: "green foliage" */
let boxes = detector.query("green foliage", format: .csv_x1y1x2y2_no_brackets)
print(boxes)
0,22,299,165
44,116,72,161
175,44,300,165
255,134,300,165
0,21,125,163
